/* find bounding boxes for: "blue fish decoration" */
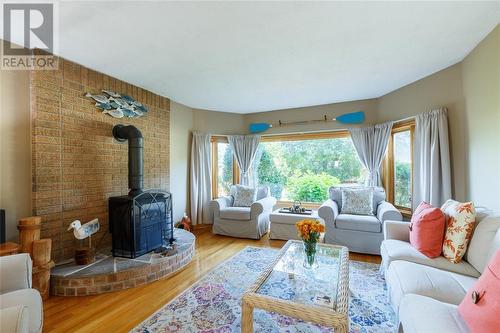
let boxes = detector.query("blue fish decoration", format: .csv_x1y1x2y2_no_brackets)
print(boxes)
85,90,149,119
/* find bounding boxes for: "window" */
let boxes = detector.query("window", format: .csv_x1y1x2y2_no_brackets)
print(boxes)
211,139,238,197
383,120,415,213
393,131,412,208
252,132,365,204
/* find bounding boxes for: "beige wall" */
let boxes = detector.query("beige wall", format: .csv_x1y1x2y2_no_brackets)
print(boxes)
192,108,245,135
377,64,467,201
461,25,500,211
169,104,246,221
0,69,32,241
243,99,378,135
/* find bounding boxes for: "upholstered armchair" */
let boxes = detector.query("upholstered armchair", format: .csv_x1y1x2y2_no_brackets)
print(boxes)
211,185,277,239
319,186,402,255
0,253,43,333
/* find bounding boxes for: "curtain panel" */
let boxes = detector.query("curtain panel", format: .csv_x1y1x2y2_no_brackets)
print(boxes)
190,132,212,225
228,135,261,186
413,108,451,208
349,122,393,186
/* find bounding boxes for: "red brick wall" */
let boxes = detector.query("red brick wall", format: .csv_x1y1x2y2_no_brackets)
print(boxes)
31,57,170,262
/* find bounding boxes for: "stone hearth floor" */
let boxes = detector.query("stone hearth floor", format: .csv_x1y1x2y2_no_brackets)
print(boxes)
50,228,195,296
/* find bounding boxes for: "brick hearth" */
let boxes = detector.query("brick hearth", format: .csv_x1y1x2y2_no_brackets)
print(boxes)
51,229,194,296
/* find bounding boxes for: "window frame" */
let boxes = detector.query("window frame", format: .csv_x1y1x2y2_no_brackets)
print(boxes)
211,130,354,206
382,120,415,217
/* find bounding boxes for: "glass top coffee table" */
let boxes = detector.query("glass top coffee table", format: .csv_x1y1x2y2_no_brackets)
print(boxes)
241,240,349,332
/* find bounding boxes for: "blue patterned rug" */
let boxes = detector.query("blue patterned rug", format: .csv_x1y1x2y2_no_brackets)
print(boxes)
132,247,397,333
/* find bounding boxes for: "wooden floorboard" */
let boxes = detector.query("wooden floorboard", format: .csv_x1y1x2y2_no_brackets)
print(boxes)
43,228,380,332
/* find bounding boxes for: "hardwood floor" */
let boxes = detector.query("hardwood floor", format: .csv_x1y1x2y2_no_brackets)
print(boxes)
43,227,380,332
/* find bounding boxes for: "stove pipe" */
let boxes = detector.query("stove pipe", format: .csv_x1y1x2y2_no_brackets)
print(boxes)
112,124,143,196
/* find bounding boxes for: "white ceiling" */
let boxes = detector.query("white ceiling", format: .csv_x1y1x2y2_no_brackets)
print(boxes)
54,1,500,113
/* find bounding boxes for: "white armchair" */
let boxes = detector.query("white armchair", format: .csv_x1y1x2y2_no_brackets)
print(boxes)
0,253,43,333
318,186,402,255
211,186,277,239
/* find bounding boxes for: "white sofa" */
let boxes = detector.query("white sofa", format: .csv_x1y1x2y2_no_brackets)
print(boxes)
381,207,500,332
0,253,43,333
211,185,277,239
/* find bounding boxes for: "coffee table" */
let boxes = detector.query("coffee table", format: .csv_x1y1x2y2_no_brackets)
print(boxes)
241,240,349,332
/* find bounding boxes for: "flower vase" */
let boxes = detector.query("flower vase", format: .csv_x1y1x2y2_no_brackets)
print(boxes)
303,241,318,269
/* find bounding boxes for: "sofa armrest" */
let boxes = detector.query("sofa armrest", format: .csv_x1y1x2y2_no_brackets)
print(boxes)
377,201,403,223
383,220,411,242
0,305,29,333
318,199,339,226
251,196,277,219
0,254,32,293
209,196,233,218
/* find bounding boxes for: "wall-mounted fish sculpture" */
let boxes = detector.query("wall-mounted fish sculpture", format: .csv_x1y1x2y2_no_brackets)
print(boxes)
85,90,149,119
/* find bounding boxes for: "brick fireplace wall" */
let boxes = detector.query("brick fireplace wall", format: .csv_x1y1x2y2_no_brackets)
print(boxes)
31,58,170,262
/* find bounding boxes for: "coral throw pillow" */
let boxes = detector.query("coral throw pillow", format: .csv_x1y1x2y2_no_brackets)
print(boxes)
441,199,476,263
458,250,500,333
409,202,446,258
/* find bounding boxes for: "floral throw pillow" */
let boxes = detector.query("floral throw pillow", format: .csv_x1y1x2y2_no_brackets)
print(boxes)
441,199,476,263
233,185,257,207
341,188,374,216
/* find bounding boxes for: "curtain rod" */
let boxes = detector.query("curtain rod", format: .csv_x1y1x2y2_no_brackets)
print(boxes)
209,116,416,138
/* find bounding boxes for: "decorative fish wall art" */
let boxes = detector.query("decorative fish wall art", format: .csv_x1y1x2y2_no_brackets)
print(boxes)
85,90,148,118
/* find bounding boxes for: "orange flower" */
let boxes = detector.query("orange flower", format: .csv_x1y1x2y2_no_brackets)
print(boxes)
295,219,324,242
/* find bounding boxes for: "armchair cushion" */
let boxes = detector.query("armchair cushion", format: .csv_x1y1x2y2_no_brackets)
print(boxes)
340,188,374,215
220,207,251,221
0,254,32,293
233,185,257,207
335,214,381,233
329,186,386,214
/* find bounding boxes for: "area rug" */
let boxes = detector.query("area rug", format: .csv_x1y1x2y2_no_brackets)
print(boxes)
132,247,397,333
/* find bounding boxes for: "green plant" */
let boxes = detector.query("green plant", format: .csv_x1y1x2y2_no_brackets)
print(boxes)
287,172,340,203
256,149,286,199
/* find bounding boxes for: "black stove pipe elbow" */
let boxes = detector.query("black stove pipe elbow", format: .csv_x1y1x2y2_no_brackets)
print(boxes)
112,124,144,196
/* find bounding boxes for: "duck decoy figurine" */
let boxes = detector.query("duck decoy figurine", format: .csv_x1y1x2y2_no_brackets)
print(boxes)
68,218,100,248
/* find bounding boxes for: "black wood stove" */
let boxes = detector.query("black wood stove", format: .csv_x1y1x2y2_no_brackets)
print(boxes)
108,124,174,258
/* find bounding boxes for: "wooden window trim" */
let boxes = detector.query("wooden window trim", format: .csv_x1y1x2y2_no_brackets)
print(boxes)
382,120,415,215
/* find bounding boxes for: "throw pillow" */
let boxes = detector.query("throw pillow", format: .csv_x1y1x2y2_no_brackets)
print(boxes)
441,199,476,263
409,202,446,258
233,185,256,207
458,249,500,332
341,188,373,215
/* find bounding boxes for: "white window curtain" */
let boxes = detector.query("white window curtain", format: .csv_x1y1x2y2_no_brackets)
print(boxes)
413,108,451,208
349,122,393,186
190,132,212,225
228,135,261,186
